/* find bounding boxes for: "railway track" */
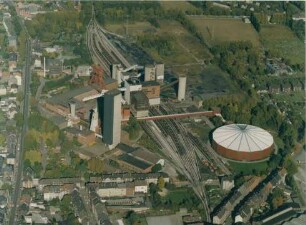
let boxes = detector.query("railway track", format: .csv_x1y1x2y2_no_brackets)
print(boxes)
146,106,211,221
87,12,131,76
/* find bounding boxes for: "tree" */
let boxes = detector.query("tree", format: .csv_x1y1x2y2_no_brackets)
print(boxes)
0,134,5,146
268,154,282,169
283,156,298,175
88,158,104,173
1,183,13,193
158,177,165,190
268,188,285,210
126,116,141,140
151,163,162,173
124,211,142,225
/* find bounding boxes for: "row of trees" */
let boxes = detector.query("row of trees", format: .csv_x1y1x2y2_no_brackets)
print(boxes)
288,19,305,41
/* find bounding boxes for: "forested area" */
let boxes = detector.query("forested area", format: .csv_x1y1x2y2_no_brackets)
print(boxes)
212,41,265,80
289,19,305,41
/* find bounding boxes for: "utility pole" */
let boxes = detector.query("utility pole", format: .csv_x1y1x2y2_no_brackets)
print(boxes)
126,15,129,37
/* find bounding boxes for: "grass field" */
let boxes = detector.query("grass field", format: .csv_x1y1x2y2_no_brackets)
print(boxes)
188,16,261,47
260,24,305,64
229,160,268,175
105,19,212,72
160,1,198,11
24,150,42,165
139,20,212,68
105,21,156,37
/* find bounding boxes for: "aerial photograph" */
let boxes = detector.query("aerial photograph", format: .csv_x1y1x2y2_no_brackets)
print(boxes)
0,0,305,224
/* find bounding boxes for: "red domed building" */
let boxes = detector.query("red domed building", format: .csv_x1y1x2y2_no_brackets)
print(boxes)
212,124,274,161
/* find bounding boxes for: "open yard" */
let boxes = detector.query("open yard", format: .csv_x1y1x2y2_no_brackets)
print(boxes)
260,24,305,65
188,16,261,47
229,160,268,175
24,150,42,165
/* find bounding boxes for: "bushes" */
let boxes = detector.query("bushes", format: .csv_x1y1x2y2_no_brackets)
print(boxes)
138,34,174,57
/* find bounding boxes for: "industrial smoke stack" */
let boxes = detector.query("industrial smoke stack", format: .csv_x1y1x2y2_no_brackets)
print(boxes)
43,57,46,77
70,101,76,118
178,76,186,101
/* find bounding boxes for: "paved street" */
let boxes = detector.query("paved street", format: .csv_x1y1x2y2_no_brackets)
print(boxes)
8,38,32,225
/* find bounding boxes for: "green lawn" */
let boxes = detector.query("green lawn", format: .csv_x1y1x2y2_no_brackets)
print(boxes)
0,111,5,123
24,150,42,165
229,160,269,175
137,19,212,69
260,24,305,65
189,16,261,47
165,188,199,205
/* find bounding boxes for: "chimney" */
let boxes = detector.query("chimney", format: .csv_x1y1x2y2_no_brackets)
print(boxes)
70,101,76,118
43,57,46,77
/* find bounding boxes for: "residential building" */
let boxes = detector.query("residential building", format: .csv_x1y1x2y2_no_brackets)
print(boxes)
43,184,75,201
212,176,262,224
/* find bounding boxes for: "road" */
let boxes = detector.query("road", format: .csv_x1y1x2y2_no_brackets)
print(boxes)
35,77,45,100
8,38,32,225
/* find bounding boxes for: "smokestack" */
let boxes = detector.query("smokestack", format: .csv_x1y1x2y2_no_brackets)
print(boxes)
178,76,186,101
70,101,76,118
43,57,46,77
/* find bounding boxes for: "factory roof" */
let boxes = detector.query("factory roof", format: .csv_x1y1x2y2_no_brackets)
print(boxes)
118,154,152,170
131,91,149,110
117,143,136,153
47,86,98,109
213,124,274,152
65,127,94,136
131,148,160,165
142,81,160,87
105,88,121,96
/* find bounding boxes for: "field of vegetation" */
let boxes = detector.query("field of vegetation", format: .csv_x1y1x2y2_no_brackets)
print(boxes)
260,24,305,65
188,16,261,47
105,18,212,75
187,65,237,96
105,21,155,37
229,160,269,175
160,1,198,12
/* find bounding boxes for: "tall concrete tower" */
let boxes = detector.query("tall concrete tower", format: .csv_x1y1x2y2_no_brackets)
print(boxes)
178,76,187,101
144,65,156,81
103,89,122,149
111,64,122,84
69,101,76,117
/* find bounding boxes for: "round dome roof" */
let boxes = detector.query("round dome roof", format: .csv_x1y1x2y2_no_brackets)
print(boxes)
213,124,274,152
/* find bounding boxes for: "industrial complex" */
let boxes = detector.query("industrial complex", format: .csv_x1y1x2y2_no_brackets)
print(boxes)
3,1,304,225
41,18,189,151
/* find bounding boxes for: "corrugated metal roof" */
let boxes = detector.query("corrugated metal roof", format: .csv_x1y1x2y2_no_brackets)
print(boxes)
213,124,273,152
